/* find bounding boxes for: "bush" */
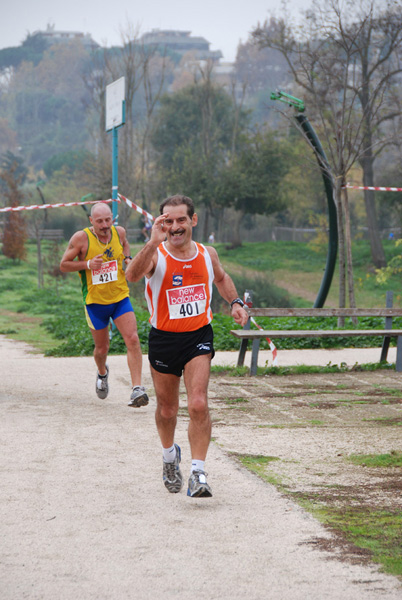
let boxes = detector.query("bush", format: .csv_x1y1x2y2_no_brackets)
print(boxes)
211,273,291,313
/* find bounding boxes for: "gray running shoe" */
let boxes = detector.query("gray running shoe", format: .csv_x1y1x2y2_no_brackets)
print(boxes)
96,365,109,399
128,385,149,408
163,444,183,493
187,470,212,498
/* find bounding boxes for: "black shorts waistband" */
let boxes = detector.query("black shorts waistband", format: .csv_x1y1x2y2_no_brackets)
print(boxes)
150,324,212,338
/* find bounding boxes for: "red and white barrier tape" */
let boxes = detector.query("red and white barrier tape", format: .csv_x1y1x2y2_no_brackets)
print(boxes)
117,193,154,221
243,292,278,367
250,316,278,367
344,184,402,192
0,198,116,213
0,195,156,220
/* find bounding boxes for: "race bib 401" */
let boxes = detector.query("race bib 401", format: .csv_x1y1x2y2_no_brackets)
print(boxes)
166,284,207,319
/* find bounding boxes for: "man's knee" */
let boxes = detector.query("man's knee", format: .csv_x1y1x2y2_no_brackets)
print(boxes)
94,341,109,356
188,397,209,420
157,402,178,421
124,331,141,351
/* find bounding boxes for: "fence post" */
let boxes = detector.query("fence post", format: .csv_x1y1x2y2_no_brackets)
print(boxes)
236,290,252,367
380,290,393,362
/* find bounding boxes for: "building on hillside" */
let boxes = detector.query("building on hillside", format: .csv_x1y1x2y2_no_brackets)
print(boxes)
31,24,99,50
140,30,222,62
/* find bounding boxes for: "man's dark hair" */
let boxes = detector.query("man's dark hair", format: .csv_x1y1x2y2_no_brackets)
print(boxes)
159,194,194,218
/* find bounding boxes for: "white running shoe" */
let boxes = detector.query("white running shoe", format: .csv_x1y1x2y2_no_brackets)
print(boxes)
96,365,109,399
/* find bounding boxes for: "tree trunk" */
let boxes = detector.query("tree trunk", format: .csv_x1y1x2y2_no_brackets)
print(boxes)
359,93,386,268
336,180,346,325
36,232,43,289
229,210,243,249
202,209,210,243
217,207,225,244
361,154,386,268
342,186,357,324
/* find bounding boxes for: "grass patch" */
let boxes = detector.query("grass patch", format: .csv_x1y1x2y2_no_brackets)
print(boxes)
347,451,402,468
224,397,249,405
235,453,284,487
3,240,402,357
211,362,395,377
363,417,402,426
210,365,249,376
0,309,63,354
336,398,373,405
236,451,402,578
373,386,402,398
311,505,402,577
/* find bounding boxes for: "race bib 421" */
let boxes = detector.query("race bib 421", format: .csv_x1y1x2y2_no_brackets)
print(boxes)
91,260,118,285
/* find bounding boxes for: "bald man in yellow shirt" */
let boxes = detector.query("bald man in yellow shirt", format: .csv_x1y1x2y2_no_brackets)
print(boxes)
60,202,148,408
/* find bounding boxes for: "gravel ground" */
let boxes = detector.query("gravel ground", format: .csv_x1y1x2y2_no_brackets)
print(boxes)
1,335,401,600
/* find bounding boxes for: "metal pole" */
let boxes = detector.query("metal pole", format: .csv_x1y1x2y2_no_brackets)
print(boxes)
295,115,338,308
112,127,118,224
270,91,338,308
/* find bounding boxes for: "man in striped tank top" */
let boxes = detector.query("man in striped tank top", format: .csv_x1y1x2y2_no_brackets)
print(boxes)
126,195,248,497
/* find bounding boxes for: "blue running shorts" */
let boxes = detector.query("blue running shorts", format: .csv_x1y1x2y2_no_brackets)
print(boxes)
85,297,134,330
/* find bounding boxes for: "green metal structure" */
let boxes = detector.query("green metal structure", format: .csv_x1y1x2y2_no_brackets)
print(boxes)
271,91,338,308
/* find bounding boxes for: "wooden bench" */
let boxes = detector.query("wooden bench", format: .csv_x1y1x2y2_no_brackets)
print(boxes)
231,305,402,375
126,228,142,242
38,229,64,241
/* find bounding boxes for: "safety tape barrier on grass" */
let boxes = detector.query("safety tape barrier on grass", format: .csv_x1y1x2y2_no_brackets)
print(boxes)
0,194,155,222
250,316,279,367
243,293,278,367
344,184,402,192
2,186,401,216
1,193,279,364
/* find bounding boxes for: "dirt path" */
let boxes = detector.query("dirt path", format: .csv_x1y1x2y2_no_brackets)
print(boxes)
1,335,401,600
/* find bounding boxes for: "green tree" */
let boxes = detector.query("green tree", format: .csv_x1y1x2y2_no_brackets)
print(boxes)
0,34,47,70
217,130,291,245
152,80,237,170
5,42,91,168
43,149,94,178
152,71,248,238
252,0,402,310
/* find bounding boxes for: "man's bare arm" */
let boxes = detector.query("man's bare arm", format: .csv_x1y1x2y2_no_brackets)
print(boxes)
60,231,90,272
116,226,131,259
125,214,169,282
125,240,159,282
207,247,249,327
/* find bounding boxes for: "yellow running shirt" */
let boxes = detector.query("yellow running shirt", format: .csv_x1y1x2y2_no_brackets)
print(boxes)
79,226,129,305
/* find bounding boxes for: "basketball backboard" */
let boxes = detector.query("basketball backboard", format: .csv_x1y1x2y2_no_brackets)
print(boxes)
105,77,125,131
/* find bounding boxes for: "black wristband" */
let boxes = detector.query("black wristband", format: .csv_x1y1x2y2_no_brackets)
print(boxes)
124,255,133,260
230,297,245,309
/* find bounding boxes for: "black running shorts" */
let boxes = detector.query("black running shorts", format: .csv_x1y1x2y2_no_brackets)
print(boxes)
148,324,215,376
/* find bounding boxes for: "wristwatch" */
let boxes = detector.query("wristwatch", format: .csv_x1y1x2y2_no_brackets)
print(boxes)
124,255,133,260
230,297,245,309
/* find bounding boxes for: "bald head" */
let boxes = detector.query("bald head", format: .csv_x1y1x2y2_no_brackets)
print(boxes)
89,202,113,240
91,202,112,218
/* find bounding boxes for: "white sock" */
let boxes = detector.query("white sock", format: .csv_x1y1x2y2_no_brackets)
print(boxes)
163,444,176,463
191,459,205,473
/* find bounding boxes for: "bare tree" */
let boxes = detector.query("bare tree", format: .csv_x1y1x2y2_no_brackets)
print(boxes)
83,25,172,225
137,46,171,209
253,0,402,309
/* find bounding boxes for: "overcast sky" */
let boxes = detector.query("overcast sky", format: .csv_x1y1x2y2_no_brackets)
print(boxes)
1,0,308,62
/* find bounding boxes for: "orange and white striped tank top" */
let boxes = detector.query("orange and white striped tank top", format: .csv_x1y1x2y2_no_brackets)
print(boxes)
145,242,214,332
